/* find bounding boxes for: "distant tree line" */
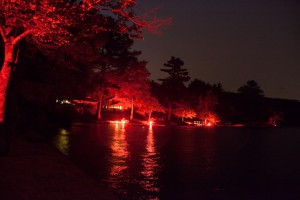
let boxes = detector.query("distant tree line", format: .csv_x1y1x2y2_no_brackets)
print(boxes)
3,36,300,129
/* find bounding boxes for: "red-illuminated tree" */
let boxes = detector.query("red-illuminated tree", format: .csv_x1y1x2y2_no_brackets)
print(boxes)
199,111,219,125
114,61,150,120
85,32,149,120
135,83,164,121
0,0,171,123
159,56,190,121
90,33,140,120
173,101,196,122
267,112,283,126
197,91,219,125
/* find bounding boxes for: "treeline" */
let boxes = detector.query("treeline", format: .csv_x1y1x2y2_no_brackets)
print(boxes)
3,34,300,128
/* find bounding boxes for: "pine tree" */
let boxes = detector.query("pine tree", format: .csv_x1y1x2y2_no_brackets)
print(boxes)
159,56,190,121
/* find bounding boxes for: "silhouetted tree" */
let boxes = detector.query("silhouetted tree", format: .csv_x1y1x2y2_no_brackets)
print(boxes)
188,79,212,97
237,80,266,125
159,56,190,121
188,79,221,108
238,80,264,98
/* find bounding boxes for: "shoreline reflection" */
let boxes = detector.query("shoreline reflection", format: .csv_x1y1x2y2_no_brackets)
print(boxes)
53,128,70,156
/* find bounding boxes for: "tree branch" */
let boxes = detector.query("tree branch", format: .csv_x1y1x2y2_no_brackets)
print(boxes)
12,29,31,45
5,27,13,37
0,25,7,43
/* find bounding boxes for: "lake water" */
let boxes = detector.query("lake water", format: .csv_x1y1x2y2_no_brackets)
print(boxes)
53,124,300,200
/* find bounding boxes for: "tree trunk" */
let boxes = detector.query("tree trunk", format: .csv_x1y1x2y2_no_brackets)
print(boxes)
0,43,14,123
96,95,103,120
96,101,101,120
148,109,152,121
167,103,172,121
130,99,134,120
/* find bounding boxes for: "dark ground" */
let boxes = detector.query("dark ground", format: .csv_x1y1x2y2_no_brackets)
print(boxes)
0,133,116,200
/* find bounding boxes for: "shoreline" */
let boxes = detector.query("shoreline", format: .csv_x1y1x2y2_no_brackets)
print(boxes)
0,135,116,200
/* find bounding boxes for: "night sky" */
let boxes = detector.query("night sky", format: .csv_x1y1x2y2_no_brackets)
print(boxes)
134,0,300,100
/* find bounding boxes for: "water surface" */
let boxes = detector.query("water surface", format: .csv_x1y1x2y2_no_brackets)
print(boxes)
54,124,300,199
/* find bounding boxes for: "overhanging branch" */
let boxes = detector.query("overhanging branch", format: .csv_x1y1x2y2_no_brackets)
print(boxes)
12,29,31,45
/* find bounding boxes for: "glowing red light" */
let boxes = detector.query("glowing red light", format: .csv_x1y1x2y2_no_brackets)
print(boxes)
206,122,212,127
149,120,154,126
121,119,127,124
111,119,127,124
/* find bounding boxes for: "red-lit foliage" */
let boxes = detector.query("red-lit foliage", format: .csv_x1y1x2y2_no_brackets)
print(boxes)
0,0,171,123
173,101,196,122
89,33,141,120
135,83,164,121
197,91,220,125
268,112,283,126
113,63,150,120
199,111,219,125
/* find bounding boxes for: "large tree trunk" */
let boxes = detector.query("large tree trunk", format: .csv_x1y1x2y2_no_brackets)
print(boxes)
0,43,14,123
0,27,31,123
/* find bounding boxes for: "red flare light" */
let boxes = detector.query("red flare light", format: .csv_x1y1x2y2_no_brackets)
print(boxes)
206,122,213,127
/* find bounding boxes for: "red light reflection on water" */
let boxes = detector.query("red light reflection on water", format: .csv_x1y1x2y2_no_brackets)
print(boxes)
140,126,160,194
111,119,128,126
107,123,128,192
106,124,160,198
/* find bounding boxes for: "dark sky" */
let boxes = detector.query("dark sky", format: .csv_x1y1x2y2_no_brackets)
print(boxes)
134,0,300,100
